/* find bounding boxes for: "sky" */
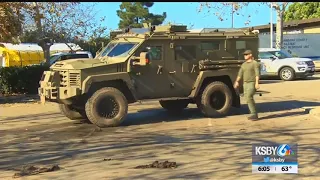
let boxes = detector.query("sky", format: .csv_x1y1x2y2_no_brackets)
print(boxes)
92,2,281,32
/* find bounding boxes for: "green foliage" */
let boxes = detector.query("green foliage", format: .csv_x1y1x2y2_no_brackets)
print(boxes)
19,30,38,43
116,2,166,29
76,37,110,57
0,3,26,43
0,64,49,95
284,2,320,22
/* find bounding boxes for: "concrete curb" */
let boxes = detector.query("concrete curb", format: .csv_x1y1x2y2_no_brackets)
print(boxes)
0,94,39,104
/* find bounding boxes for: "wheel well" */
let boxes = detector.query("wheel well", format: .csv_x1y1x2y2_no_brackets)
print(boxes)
278,66,295,75
198,75,240,107
87,80,136,103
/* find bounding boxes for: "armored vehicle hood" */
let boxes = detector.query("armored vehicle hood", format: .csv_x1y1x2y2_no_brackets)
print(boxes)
50,57,125,70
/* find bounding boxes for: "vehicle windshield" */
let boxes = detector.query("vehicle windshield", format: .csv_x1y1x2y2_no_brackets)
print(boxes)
99,42,138,58
259,50,292,59
99,43,117,57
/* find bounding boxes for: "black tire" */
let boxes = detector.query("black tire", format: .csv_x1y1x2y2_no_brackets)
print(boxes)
279,67,295,81
159,100,189,113
197,81,233,117
85,87,128,128
59,104,82,120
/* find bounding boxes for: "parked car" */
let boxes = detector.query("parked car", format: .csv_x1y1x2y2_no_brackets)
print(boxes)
48,51,93,66
258,48,315,81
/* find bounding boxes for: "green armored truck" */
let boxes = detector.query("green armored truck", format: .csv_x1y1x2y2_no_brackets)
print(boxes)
38,24,260,128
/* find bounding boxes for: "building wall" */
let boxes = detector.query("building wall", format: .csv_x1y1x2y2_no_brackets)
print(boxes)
259,33,320,60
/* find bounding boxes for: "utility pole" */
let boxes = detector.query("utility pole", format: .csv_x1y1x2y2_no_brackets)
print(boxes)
270,3,273,48
231,3,234,28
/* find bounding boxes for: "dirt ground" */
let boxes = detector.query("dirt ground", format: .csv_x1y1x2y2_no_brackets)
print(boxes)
1,75,320,180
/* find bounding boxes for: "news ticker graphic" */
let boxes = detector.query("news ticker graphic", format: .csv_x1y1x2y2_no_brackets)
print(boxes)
252,143,298,174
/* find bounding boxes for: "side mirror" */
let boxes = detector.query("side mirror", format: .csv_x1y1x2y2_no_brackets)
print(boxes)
132,52,150,66
269,56,276,60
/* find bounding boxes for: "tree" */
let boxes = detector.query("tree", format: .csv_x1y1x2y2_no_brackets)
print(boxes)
0,2,26,43
198,2,289,49
76,37,110,57
21,2,108,63
116,2,167,29
272,3,289,49
284,2,320,22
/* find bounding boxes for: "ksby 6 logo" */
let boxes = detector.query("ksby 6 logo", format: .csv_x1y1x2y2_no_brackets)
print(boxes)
255,144,294,157
277,144,295,157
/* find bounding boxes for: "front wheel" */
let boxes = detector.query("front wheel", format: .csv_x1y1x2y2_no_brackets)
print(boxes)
85,87,128,128
59,104,83,120
279,67,295,81
197,81,233,117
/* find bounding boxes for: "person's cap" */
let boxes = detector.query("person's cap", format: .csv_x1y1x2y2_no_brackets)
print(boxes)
243,50,252,55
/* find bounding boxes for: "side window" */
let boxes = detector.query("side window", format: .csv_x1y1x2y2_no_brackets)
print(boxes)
259,52,273,59
147,46,162,61
236,41,246,50
274,52,281,57
174,45,197,61
200,41,220,52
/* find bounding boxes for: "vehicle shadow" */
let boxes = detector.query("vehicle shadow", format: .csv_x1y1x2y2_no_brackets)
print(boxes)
122,100,320,126
259,80,283,84
297,76,320,81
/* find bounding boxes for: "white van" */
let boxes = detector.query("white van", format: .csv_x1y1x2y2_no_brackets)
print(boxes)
259,48,315,81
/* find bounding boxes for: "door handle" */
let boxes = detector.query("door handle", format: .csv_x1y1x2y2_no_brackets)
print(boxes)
157,65,163,74
191,64,197,73
169,71,176,74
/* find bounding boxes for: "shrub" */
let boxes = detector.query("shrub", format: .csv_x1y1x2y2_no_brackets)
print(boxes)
0,64,50,95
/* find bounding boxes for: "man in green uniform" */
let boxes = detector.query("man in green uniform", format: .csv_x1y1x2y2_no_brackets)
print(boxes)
233,50,260,120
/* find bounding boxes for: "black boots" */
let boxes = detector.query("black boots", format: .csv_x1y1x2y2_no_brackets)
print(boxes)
248,114,259,120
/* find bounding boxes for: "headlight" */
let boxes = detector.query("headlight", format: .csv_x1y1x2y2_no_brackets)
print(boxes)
296,61,306,65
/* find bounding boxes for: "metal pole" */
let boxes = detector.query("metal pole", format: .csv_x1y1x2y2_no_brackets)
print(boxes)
270,3,273,48
231,3,234,28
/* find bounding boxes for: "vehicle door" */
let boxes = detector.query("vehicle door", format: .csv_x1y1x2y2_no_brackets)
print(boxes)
258,51,278,75
164,40,200,97
129,41,173,99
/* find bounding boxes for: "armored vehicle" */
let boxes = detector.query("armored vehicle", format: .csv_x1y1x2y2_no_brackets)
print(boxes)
39,24,260,128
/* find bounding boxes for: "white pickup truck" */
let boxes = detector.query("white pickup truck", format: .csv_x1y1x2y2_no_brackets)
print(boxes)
48,51,93,66
259,48,315,81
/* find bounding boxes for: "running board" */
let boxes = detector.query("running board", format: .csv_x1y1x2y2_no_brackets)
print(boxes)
137,97,191,103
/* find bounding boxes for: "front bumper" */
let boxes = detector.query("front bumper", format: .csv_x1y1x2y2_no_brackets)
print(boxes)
296,66,315,77
38,71,81,104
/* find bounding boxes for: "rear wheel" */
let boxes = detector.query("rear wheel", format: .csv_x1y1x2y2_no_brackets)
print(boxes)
197,81,233,117
279,67,295,81
159,99,189,113
59,104,83,120
85,87,128,128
